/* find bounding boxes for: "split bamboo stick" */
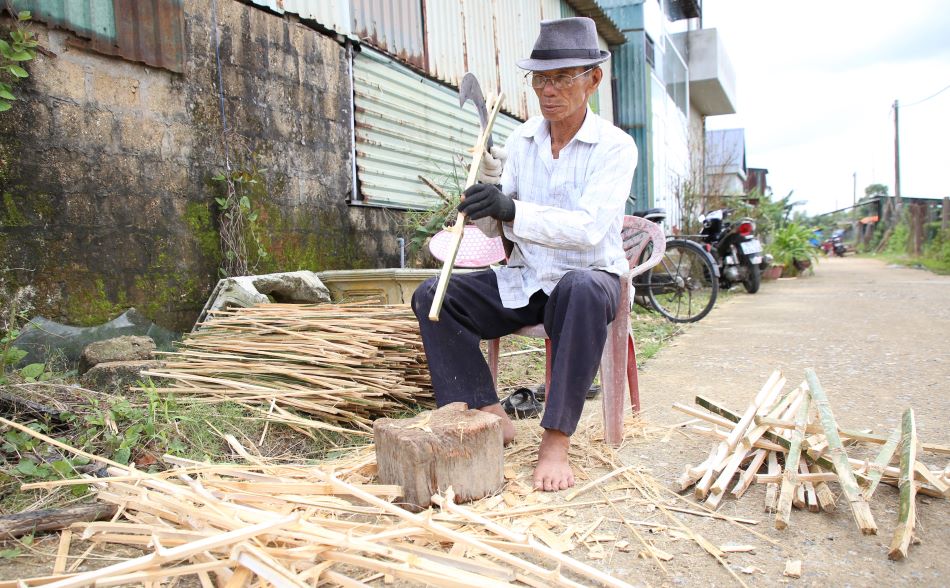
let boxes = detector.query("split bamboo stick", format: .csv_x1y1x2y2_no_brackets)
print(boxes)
731,448,768,499
800,462,819,512
764,451,780,513
805,369,877,535
775,394,810,530
862,425,902,500
429,93,506,321
888,408,917,560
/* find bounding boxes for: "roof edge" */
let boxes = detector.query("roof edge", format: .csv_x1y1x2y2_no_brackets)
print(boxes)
564,0,627,45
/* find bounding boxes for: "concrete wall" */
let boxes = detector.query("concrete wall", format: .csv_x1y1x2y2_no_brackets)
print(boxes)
0,1,402,331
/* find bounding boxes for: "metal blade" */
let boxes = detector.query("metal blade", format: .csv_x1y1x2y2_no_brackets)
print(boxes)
459,72,493,150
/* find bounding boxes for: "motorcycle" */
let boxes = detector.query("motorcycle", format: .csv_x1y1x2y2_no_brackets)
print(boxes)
820,230,847,257
699,209,772,294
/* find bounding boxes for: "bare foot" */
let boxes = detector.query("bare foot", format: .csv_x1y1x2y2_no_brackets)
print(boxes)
478,403,516,445
533,429,574,492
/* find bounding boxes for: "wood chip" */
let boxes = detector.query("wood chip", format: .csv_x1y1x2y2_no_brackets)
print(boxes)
784,559,803,578
638,547,673,561
720,544,756,553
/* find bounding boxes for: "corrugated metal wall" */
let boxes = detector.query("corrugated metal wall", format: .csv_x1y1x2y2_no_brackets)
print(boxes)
492,0,543,120
353,48,520,209
242,1,617,122
12,0,116,38
612,29,651,211
12,0,184,72
351,0,425,70
423,0,542,121
421,0,615,122
246,0,352,35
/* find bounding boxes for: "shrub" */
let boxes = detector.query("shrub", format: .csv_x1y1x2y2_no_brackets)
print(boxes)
768,223,819,276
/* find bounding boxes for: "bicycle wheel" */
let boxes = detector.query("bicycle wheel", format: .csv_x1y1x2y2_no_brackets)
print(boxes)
643,240,719,323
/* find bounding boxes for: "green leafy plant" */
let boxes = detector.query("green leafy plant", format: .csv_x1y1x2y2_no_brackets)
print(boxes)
1,421,91,496
0,284,35,383
400,162,467,263
768,222,819,276
0,9,37,112
211,138,269,277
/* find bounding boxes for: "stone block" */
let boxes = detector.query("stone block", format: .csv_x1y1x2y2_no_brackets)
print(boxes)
140,74,186,119
195,270,332,328
33,55,88,103
92,71,141,109
118,115,168,156
80,360,163,393
52,102,116,150
79,335,157,374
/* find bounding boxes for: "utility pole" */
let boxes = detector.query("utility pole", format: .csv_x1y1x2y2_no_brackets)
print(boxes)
851,172,858,206
893,99,902,216
852,171,858,227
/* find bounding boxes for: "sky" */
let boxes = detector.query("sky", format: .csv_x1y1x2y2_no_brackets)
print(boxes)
701,1,950,215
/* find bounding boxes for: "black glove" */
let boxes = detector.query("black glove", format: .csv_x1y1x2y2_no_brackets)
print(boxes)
458,183,516,222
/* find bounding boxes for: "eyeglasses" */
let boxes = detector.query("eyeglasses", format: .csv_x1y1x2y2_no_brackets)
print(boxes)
525,67,595,90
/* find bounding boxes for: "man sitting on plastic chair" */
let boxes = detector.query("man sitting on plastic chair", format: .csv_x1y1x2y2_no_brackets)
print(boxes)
412,17,638,492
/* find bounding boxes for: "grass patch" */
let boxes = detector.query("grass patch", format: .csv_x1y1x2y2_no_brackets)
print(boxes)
0,377,368,514
867,252,950,275
631,313,683,363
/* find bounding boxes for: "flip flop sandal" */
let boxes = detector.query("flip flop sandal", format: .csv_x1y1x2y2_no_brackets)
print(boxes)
501,387,543,419
533,384,545,402
535,384,600,401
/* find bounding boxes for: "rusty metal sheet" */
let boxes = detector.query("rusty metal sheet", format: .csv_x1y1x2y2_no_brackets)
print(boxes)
109,0,184,73
19,0,184,73
351,0,425,70
492,0,541,120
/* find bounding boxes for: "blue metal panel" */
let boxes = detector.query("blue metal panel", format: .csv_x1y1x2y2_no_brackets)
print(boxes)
10,0,116,40
611,29,651,211
598,0,645,32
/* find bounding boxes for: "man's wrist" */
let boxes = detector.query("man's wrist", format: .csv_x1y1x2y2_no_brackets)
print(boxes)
499,194,516,222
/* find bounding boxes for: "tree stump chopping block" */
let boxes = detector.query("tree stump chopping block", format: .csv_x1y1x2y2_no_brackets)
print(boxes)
374,402,504,511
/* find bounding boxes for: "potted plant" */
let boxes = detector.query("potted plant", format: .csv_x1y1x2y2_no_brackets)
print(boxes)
768,223,820,277
762,263,785,280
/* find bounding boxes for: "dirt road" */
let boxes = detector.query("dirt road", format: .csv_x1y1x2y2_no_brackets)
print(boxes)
621,256,950,586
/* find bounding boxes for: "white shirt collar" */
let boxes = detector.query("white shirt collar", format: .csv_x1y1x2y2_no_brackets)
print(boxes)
523,106,601,145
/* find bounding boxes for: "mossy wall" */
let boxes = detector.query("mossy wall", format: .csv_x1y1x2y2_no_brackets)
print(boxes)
0,1,404,332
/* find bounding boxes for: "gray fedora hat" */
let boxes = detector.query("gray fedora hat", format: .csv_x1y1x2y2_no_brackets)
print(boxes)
517,17,610,72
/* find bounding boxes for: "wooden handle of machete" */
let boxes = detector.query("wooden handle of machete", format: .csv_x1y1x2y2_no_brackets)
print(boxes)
428,92,506,321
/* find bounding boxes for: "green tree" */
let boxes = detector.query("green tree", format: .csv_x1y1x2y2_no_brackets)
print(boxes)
864,183,888,198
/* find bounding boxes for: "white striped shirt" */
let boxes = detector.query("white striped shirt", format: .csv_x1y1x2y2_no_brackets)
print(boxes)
474,107,638,308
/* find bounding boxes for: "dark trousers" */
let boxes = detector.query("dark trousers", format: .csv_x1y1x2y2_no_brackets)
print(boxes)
411,269,621,436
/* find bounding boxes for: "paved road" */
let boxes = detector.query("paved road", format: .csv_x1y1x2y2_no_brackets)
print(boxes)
623,256,950,586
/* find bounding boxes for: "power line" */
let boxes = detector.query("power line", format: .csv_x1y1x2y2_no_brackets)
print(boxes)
900,82,950,108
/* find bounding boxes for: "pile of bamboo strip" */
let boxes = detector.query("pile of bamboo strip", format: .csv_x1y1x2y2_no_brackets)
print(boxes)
674,368,950,560
141,303,435,432
5,410,784,588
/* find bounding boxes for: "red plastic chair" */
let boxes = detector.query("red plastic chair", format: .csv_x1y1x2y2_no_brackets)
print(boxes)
487,215,667,446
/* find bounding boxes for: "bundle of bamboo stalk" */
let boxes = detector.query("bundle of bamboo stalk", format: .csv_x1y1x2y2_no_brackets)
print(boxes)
674,368,950,560
141,303,435,432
